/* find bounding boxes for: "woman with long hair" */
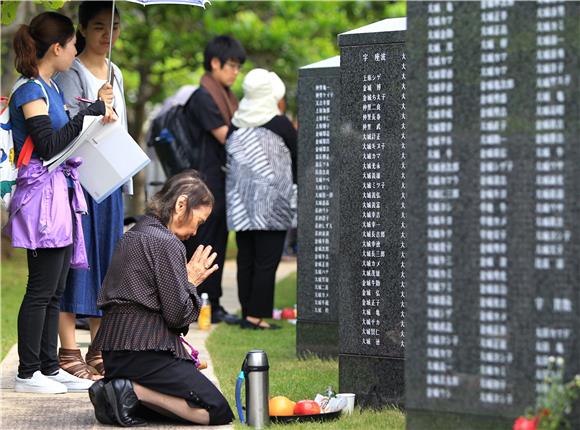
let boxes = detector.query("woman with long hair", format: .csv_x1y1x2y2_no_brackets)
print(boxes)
54,0,128,381
5,11,116,394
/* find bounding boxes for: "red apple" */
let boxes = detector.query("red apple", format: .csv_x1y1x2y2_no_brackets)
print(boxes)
281,308,295,320
293,400,321,415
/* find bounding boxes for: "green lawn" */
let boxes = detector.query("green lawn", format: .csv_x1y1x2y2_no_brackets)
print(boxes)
206,272,405,430
1,248,27,361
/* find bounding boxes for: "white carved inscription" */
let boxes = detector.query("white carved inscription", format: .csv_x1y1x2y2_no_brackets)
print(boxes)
359,48,389,348
478,0,514,407
425,1,458,400
400,50,408,349
313,83,334,315
534,0,572,395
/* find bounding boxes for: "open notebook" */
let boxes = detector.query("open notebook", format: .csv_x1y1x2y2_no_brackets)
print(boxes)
44,116,150,203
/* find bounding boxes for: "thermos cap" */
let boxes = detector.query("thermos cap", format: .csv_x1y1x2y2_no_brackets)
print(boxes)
246,349,269,367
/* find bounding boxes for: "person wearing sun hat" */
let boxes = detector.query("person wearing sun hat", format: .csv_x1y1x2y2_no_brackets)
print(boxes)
226,68,297,330
230,69,286,128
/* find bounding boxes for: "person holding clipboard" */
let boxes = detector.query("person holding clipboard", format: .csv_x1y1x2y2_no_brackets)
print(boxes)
5,11,116,394
54,1,129,381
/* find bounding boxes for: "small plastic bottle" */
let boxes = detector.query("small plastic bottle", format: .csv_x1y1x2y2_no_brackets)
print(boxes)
198,293,211,330
325,385,336,398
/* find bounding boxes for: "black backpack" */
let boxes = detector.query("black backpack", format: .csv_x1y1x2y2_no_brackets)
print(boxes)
147,87,203,177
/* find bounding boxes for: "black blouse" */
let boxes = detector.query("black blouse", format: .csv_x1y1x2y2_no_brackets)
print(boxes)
93,215,201,361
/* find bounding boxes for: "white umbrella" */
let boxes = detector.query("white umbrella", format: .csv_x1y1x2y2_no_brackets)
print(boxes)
107,0,210,81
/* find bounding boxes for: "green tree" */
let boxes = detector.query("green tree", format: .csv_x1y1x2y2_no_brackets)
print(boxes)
1,0,406,214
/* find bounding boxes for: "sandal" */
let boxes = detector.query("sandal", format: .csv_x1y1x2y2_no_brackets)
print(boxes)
58,348,102,381
86,346,105,376
240,318,281,330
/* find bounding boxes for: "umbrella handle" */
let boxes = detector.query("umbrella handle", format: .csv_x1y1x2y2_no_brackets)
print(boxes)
107,0,116,84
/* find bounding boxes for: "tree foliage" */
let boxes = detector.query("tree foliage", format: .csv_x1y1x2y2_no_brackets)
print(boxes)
1,0,406,213
114,0,405,122
1,0,66,25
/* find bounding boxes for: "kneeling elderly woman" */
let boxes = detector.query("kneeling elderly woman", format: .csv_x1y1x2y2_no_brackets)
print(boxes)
89,170,234,426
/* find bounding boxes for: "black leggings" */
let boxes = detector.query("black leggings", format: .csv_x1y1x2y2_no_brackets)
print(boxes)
236,230,286,319
17,246,72,378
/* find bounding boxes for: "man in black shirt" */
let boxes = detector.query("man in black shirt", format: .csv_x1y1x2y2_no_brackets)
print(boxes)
184,36,246,324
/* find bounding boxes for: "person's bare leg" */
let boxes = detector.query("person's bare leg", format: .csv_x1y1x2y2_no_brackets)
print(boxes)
86,318,104,376
58,312,101,380
133,383,210,425
88,318,101,342
58,312,77,349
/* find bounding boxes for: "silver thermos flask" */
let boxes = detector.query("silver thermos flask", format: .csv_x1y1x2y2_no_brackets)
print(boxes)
243,350,270,428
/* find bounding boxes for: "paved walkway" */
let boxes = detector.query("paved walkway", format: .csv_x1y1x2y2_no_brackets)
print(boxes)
0,258,296,429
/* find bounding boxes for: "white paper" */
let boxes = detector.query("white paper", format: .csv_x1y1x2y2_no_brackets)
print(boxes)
45,116,150,203
43,115,101,170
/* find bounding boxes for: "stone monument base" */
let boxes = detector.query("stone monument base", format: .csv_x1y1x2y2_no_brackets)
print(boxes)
296,321,338,358
339,354,404,408
407,409,514,430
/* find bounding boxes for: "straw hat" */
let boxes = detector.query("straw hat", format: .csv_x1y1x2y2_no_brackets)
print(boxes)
231,68,286,128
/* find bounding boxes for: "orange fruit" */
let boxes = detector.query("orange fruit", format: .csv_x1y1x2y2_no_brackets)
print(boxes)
269,396,296,416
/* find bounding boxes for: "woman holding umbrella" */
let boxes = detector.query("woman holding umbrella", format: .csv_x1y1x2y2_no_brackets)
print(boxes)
54,1,128,380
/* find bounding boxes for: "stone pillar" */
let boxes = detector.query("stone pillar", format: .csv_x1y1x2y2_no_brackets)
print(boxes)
406,2,580,428
337,17,407,407
297,56,341,358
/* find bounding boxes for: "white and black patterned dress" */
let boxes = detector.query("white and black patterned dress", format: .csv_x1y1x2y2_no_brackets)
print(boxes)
226,126,295,231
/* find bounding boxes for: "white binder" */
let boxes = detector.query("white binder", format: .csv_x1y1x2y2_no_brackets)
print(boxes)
44,116,150,203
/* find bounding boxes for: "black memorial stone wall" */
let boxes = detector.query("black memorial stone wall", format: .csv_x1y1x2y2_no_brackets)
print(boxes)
297,56,341,358
406,2,580,429
337,18,407,407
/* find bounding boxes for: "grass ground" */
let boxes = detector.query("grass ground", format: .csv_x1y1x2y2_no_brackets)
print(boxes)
206,272,405,430
1,248,27,361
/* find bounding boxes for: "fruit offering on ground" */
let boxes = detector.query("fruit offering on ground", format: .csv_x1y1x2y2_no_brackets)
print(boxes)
269,396,296,416
281,307,295,319
293,399,321,415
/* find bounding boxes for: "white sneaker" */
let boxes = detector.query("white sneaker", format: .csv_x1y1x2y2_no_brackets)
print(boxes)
45,369,95,392
15,370,67,394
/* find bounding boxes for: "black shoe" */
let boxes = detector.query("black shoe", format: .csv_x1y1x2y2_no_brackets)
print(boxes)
240,318,281,330
212,306,242,325
104,379,147,427
88,380,115,425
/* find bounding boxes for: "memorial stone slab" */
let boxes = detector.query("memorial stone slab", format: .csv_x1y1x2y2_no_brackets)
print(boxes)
297,56,341,358
337,17,407,407
406,2,580,429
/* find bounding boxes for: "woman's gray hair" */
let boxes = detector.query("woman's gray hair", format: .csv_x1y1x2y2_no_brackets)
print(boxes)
146,170,214,225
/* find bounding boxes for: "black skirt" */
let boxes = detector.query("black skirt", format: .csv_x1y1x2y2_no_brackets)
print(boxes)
103,350,234,426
